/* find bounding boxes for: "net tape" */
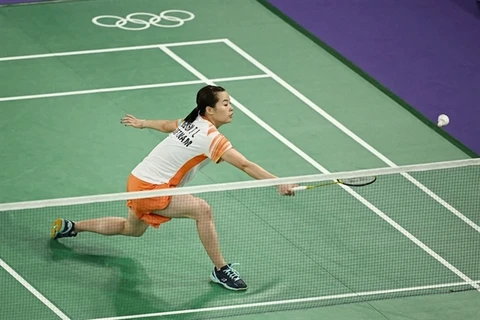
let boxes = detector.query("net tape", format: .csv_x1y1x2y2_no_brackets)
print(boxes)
0,158,478,212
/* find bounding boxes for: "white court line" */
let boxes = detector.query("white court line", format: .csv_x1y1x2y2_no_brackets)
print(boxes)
223,39,480,234
90,280,480,320
0,39,226,62
159,46,480,294
0,75,270,102
0,258,70,320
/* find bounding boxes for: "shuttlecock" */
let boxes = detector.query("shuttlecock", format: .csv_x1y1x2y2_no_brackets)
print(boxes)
437,114,450,127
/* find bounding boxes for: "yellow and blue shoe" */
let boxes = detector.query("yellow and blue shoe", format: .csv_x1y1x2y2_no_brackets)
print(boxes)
51,218,77,239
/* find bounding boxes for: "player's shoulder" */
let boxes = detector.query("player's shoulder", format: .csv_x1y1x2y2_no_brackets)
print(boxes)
194,117,220,136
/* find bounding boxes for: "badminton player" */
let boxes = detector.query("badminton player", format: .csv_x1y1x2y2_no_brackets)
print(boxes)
51,85,296,291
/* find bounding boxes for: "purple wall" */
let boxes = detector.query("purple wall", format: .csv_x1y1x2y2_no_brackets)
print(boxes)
266,0,480,156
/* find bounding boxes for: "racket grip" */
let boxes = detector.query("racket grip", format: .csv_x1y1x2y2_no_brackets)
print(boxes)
292,186,307,191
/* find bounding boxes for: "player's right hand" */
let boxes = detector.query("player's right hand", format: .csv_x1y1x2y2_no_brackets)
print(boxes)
121,114,144,129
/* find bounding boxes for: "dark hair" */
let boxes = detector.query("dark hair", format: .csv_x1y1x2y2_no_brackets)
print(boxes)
183,85,226,123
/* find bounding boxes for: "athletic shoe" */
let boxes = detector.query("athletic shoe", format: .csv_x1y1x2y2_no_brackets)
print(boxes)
51,218,77,239
210,263,247,291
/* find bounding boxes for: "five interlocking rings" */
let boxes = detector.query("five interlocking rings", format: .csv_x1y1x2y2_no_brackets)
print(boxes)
92,10,195,31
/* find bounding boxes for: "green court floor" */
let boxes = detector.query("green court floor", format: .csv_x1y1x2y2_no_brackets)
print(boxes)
0,1,479,319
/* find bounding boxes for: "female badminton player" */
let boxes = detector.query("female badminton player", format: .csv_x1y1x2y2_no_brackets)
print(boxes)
51,85,296,291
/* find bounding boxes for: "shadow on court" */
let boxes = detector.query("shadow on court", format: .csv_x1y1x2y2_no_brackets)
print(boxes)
47,240,240,319
48,240,170,316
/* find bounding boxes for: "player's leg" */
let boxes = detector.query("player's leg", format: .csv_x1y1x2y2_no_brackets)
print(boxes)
75,209,149,236
155,194,247,291
155,194,225,268
51,209,149,239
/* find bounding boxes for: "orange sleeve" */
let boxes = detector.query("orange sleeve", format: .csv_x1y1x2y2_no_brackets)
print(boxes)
209,134,232,163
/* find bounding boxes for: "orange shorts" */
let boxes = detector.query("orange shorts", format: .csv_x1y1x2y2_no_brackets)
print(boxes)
126,174,173,228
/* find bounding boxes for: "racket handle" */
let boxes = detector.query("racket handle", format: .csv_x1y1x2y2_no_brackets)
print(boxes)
292,186,307,191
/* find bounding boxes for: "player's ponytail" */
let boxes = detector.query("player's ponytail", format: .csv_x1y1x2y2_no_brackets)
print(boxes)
183,85,225,123
183,106,200,123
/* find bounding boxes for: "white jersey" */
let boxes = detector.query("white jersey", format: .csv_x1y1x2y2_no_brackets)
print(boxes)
131,115,233,186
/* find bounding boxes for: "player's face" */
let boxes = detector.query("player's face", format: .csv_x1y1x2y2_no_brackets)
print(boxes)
212,91,233,125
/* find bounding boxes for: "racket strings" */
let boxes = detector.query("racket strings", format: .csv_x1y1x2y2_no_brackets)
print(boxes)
338,176,376,186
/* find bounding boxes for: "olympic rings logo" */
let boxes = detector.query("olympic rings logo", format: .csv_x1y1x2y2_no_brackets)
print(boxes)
92,10,195,31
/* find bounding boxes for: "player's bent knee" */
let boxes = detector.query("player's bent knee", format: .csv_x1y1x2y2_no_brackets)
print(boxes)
195,199,213,221
123,222,147,237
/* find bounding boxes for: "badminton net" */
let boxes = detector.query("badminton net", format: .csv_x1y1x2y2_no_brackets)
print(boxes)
0,158,479,319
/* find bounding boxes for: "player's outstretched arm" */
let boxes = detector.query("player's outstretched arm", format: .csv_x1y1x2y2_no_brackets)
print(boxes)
221,148,295,195
121,114,179,133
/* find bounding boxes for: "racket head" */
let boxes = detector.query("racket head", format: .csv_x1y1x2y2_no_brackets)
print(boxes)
336,176,376,187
